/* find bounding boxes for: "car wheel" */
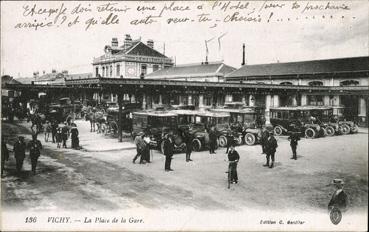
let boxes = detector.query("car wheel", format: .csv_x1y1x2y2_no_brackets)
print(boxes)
235,136,243,145
274,126,283,136
244,133,256,146
192,138,202,152
218,135,227,147
350,124,359,133
341,124,350,135
305,128,316,139
325,126,335,136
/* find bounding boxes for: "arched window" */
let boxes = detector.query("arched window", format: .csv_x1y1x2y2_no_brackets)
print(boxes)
308,81,324,86
280,82,293,85
340,80,359,86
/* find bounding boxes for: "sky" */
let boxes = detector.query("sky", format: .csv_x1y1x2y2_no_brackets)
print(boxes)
1,0,368,78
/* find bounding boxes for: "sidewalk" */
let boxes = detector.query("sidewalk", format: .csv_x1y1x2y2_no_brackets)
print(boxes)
76,120,136,152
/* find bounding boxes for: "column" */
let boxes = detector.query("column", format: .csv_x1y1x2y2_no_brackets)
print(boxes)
159,94,163,105
142,93,146,109
301,94,308,106
249,95,255,107
188,95,192,105
199,94,204,109
292,95,298,106
358,97,367,125
332,95,341,106
118,93,123,142
242,96,246,105
323,95,330,106
225,94,232,103
265,95,272,124
273,95,280,107
179,95,184,105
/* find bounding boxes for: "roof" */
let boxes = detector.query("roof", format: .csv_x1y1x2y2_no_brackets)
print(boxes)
226,56,369,78
2,75,21,86
67,73,93,80
146,62,236,79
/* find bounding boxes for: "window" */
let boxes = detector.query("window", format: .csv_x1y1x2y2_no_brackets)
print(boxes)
116,64,120,77
280,82,293,85
110,65,113,77
95,67,99,77
102,67,105,77
308,81,324,86
141,64,147,75
153,65,159,72
340,80,359,86
204,95,212,106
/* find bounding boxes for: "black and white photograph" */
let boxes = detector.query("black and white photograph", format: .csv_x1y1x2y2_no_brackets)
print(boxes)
1,0,368,231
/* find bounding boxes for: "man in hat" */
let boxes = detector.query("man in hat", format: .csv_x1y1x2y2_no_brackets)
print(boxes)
264,131,278,168
70,123,79,149
288,128,300,160
13,136,26,174
227,144,240,184
133,132,145,164
184,129,193,162
163,132,174,171
208,127,217,154
260,127,269,154
51,120,58,143
1,137,9,177
28,134,43,175
328,179,348,212
225,131,234,154
61,123,69,148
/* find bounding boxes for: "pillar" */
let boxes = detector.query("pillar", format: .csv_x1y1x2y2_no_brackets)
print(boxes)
358,97,367,126
159,94,163,105
301,94,308,106
179,95,184,105
323,95,330,106
292,95,298,106
188,95,192,105
225,94,232,103
199,94,204,109
332,95,341,106
273,95,280,107
142,93,146,109
265,95,272,124
249,95,255,107
242,96,246,105
118,93,123,142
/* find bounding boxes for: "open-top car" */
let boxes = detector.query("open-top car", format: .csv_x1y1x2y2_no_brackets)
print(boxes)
331,106,359,134
270,106,336,139
210,105,265,145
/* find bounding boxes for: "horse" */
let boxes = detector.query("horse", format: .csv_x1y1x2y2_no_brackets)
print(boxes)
86,111,96,132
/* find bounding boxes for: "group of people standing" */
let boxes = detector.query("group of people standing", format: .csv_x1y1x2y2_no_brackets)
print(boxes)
2,134,43,177
44,120,80,149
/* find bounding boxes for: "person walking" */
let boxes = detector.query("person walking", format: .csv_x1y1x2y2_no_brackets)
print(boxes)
44,120,52,142
163,133,174,171
225,131,234,154
227,144,240,184
70,123,79,149
28,134,43,175
184,129,193,162
142,134,151,163
264,131,278,168
209,127,217,154
56,126,62,148
13,136,26,174
260,127,269,154
51,120,58,143
288,129,300,160
1,137,9,177
133,132,145,164
61,124,69,148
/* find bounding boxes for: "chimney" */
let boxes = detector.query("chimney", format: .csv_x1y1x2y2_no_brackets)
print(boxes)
124,34,132,50
147,39,154,49
111,37,118,47
51,69,56,74
241,43,246,66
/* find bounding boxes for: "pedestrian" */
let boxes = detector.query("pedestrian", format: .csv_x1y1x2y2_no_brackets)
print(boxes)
61,124,69,148
51,120,58,143
328,179,348,212
260,127,269,154
70,123,79,149
13,136,26,174
27,134,42,175
1,137,9,177
225,131,234,154
209,127,217,154
263,131,278,168
184,129,193,162
44,120,52,142
132,132,145,163
142,134,151,163
228,144,240,184
163,133,174,171
288,129,300,160
56,126,62,148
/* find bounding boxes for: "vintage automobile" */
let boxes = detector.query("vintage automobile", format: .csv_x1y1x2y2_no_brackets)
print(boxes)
132,111,186,153
270,106,336,139
331,106,359,134
103,103,141,135
210,105,265,145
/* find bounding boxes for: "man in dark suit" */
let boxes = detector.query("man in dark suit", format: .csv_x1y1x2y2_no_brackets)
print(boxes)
1,137,9,177
228,144,240,184
163,133,174,171
328,179,348,212
28,134,43,175
208,127,217,154
13,136,26,174
225,131,234,154
288,129,300,160
260,128,269,154
263,131,278,168
184,129,193,162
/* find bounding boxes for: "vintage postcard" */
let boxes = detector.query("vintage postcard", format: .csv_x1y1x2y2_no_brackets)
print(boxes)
1,0,368,231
